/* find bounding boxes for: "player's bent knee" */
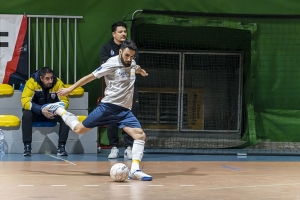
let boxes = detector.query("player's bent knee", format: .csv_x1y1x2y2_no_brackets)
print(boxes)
136,131,146,140
73,123,90,134
123,127,146,140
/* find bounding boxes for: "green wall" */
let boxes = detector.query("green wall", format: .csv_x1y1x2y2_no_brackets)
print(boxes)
2,0,300,142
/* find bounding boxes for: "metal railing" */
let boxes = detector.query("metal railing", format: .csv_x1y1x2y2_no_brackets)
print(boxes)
27,15,83,83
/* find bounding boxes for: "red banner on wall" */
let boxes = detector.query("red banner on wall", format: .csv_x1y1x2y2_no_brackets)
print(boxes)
0,14,28,84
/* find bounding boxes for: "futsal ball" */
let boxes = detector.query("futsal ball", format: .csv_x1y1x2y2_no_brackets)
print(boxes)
110,163,129,182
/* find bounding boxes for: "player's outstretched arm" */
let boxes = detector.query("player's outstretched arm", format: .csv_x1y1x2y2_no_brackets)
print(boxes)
135,65,148,77
57,73,96,96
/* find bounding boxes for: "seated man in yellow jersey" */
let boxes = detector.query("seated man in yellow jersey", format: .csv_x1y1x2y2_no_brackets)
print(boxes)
21,67,69,156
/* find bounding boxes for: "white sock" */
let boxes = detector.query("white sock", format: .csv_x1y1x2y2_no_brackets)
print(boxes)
55,107,66,116
131,140,145,173
61,112,80,131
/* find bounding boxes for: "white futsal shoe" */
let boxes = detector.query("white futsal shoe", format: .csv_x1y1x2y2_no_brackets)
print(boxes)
128,169,152,181
124,146,132,160
108,147,119,159
41,102,65,114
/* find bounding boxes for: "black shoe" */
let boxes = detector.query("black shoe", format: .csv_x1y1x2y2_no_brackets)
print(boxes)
57,144,68,156
23,144,32,156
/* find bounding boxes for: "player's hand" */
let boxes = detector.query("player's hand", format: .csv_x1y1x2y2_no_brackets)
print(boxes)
139,68,148,77
42,108,55,119
136,65,148,76
57,88,72,96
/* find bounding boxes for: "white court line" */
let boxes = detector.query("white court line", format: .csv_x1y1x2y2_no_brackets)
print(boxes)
51,185,66,187
44,151,76,165
19,185,34,187
149,185,163,187
84,185,99,187
181,185,195,187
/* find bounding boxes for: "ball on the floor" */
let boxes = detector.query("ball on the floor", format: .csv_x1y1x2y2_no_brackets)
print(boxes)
110,163,129,182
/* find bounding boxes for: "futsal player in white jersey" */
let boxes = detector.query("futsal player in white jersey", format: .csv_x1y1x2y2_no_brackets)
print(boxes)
42,39,152,181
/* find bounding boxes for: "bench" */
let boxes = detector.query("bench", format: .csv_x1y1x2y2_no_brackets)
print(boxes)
0,83,97,154
0,115,21,127
0,84,21,129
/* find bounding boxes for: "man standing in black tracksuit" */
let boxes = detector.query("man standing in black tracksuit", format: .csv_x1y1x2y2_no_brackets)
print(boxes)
100,21,139,159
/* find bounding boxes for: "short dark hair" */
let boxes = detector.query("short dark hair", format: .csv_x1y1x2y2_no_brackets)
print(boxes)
111,21,127,32
120,39,137,51
39,67,54,78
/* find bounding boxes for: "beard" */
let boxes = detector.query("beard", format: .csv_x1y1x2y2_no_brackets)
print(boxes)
120,55,131,67
42,83,52,88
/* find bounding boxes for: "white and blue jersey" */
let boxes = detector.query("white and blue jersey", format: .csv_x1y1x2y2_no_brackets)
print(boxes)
82,55,141,129
92,55,138,110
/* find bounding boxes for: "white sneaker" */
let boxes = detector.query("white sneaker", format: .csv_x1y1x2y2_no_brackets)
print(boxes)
124,146,132,160
41,102,65,114
128,169,152,181
108,147,119,159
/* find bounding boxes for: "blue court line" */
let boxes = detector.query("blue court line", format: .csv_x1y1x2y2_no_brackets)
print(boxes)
221,165,240,171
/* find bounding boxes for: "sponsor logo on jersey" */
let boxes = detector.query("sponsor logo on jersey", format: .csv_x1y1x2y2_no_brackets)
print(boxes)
96,66,102,71
118,71,129,77
110,50,114,56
